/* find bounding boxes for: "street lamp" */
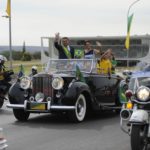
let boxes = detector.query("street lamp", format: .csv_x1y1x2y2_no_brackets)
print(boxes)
126,0,140,68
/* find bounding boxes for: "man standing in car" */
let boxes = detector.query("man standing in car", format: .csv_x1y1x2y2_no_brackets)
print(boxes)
54,33,75,59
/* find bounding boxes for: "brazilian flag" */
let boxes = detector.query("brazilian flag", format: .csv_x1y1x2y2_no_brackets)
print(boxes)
74,49,84,59
125,13,134,49
118,81,127,103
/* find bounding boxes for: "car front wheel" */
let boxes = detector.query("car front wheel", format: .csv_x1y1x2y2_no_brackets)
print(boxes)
13,109,30,121
68,94,87,122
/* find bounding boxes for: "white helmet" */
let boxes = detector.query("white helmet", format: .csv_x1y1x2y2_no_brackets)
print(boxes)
32,66,37,70
0,55,7,63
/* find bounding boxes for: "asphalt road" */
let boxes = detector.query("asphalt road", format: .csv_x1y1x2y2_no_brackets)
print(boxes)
0,102,131,150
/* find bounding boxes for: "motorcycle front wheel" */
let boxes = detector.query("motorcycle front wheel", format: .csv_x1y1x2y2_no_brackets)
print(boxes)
131,124,148,150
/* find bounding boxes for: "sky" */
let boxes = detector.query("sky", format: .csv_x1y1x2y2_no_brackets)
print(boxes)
0,0,149,46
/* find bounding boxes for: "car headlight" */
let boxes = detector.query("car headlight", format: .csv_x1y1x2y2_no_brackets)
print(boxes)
20,76,31,90
35,92,44,102
136,86,150,101
52,76,64,90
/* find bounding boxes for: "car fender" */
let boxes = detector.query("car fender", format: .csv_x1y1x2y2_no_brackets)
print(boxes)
64,81,92,103
129,109,149,124
8,83,27,104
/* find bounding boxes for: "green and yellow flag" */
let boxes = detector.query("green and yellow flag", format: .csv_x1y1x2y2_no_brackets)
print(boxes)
74,49,84,59
125,13,134,49
6,0,11,17
76,65,85,82
18,64,25,78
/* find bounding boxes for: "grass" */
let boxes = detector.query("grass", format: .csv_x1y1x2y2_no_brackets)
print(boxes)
5,60,43,75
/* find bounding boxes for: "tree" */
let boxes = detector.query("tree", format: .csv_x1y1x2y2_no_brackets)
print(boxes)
1,50,22,60
13,51,22,60
22,41,26,54
21,52,31,61
21,41,27,61
32,51,41,59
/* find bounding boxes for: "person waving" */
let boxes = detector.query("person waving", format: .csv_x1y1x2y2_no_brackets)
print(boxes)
54,33,75,59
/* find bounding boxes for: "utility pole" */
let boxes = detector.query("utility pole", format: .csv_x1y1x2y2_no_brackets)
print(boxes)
2,0,12,69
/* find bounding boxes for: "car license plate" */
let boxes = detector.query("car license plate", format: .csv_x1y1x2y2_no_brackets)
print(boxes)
30,103,46,110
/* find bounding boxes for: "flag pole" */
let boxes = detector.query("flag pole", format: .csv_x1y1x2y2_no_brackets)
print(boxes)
8,0,12,70
126,0,140,68
9,0,12,70
4,0,13,70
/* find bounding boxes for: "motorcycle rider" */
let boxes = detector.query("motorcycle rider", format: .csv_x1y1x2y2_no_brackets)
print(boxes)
0,55,8,82
0,55,10,99
29,66,38,78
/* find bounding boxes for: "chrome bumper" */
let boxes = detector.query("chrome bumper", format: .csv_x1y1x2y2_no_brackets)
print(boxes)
6,100,75,112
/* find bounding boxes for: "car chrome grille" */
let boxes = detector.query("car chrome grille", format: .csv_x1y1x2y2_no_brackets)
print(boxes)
32,76,53,97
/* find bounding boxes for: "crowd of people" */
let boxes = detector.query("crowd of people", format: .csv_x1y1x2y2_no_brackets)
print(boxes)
54,33,117,76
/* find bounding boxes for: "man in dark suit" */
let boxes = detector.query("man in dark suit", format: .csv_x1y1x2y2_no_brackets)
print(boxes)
54,33,74,59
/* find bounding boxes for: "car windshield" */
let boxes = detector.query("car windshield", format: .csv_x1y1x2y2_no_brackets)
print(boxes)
143,65,150,72
138,77,150,87
45,59,95,74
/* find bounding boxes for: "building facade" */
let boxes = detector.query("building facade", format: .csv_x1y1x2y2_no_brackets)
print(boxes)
41,35,150,66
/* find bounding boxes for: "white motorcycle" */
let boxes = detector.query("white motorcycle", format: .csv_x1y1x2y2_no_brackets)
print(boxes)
120,85,150,150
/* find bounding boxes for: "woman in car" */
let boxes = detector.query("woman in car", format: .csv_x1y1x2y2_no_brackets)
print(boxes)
84,40,101,59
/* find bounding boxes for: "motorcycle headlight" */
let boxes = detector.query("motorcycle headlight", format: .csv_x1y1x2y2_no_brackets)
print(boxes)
20,76,31,90
35,92,44,102
52,76,64,90
136,86,150,101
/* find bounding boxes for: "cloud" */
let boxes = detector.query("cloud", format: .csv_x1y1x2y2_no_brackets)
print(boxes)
0,0,149,45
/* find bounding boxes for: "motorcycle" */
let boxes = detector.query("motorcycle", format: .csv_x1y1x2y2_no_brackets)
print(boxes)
120,85,150,150
0,70,14,108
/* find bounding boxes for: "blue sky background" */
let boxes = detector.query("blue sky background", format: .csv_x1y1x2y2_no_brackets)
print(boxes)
0,0,149,46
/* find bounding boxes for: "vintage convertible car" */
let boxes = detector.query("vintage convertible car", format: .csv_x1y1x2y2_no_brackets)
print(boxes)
7,59,122,122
